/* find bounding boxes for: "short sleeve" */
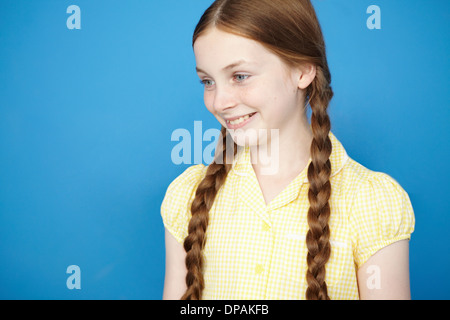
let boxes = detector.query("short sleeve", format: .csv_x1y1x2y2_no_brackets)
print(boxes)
350,172,415,269
160,164,206,244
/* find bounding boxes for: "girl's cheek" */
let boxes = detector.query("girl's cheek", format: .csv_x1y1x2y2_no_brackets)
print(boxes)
204,92,215,114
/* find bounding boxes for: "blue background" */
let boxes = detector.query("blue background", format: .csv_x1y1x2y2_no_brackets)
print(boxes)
0,0,448,299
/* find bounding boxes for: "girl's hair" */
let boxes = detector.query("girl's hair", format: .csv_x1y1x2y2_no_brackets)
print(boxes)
182,0,334,300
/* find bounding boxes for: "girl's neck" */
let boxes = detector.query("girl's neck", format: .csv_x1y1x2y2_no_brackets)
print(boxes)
250,121,313,182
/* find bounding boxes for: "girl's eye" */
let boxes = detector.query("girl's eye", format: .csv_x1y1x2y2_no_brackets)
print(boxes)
199,79,215,88
234,74,250,82
199,74,250,89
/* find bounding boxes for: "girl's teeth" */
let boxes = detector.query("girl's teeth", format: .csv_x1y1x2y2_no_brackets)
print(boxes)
229,114,250,125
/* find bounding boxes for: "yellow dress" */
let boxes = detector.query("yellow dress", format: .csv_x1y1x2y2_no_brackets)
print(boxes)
161,131,415,299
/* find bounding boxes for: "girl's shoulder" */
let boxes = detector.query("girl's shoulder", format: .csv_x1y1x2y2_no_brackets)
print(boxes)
339,157,415,268
340,156,410,201
166,164,208,193
160,164,207,243
327,132,411,200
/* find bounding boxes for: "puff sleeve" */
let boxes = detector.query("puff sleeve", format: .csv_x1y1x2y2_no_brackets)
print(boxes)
350,172,415,269
160,164,206,244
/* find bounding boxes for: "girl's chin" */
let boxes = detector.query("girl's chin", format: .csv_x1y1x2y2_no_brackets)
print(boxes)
228,130,272,148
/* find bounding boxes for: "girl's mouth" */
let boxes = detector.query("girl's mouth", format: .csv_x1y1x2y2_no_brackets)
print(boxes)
225,112,257,129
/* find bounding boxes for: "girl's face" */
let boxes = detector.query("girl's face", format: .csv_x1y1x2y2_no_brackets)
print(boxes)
193,27,309,147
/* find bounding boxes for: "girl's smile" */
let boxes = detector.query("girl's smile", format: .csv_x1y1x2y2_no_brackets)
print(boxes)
225,112,258,129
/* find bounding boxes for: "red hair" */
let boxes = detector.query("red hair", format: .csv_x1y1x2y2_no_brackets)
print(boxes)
183,0,334,300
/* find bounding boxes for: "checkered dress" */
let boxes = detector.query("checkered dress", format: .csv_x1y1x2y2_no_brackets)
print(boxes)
161,131,415,299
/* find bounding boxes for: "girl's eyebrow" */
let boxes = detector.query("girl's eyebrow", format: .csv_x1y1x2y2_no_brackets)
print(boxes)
196,59,251,74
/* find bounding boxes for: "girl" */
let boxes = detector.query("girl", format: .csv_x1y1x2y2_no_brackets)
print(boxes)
161,0,415,300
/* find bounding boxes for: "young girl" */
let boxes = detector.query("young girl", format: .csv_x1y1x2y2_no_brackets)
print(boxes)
161,0,415,300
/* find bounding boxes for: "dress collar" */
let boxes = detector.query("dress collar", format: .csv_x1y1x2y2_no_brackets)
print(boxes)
229,131,349,211
231,131,349,184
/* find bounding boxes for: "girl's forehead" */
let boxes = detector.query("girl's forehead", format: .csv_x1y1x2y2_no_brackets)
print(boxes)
193,28,275,71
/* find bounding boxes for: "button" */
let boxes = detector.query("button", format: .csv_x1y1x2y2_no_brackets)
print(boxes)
255,264,264,275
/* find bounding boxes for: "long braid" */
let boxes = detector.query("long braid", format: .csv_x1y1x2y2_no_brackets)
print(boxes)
181,127,236,300
305,66,334,300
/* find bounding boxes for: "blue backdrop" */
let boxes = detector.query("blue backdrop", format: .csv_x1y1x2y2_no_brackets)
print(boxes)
0,0,448,300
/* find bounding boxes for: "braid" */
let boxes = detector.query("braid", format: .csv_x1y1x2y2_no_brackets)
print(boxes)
181,127,236,300
305,66,334,300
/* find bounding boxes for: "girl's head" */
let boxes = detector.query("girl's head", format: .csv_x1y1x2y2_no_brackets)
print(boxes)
183,0,334,300
194,27,316,147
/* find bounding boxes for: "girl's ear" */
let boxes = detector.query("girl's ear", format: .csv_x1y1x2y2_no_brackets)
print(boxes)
296,63,316,90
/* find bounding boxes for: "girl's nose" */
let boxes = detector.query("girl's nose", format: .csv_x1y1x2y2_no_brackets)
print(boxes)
213,85,238,113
